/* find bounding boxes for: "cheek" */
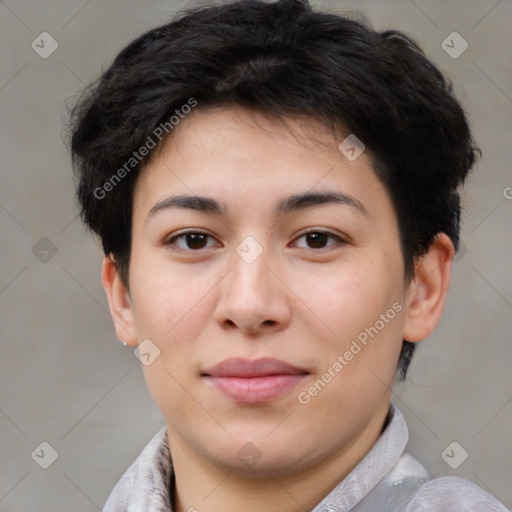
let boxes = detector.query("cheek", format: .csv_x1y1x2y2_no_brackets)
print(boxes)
299,265,373,333
130,263,217,418
300,275,404,418
129,257,216,344
300,260,405,359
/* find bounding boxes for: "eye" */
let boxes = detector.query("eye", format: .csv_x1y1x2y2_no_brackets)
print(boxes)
293,230,345,250
165,231,220,251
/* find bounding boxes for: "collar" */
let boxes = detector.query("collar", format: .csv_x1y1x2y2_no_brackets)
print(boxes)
103,404,416,511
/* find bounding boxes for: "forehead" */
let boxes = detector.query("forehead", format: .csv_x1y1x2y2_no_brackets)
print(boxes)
133,107,393,221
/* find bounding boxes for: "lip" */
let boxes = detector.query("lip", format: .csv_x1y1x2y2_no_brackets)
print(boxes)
202,357,309,403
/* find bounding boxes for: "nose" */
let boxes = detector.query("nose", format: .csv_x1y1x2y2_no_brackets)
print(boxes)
213,246,292,336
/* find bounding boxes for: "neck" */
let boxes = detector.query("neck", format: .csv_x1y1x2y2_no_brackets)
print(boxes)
169,403,390,512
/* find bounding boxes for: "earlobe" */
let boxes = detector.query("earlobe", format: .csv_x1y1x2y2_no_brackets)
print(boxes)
402,233,455,343
101,255,138,347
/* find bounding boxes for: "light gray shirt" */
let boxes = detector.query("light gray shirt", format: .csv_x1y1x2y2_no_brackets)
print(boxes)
103,405,509,511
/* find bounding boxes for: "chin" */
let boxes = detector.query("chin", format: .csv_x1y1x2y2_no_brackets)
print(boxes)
223,452,308,478
202,432,315,478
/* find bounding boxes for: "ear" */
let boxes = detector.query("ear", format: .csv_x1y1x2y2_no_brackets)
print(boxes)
101,255,138,347
402,233,455,343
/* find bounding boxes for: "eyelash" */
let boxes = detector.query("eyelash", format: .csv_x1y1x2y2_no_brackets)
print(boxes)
164,229,346,252
164,231,220,251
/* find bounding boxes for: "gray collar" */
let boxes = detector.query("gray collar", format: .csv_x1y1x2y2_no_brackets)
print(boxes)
312,405,429,511
103,404,430,511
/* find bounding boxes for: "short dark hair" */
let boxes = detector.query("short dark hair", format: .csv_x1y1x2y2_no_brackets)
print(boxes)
68,0,479,379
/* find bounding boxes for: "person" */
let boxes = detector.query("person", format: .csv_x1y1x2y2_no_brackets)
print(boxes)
68,0,509,510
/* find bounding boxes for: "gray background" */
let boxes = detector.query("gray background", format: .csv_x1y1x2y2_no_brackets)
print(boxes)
1,0,511,510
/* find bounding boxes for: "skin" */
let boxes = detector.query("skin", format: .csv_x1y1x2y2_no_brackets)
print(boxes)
102,106,454,512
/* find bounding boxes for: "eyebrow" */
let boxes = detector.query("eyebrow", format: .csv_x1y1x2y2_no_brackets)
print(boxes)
276,191,368,217
146,190,368,223
147,195,222,219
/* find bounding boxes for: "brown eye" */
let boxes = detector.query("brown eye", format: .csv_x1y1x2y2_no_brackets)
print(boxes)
184,233,208,249
305,232,329,248
166,231,219,250
294,231,344,250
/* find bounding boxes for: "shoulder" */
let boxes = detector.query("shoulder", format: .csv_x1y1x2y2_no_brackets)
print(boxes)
406,476,509,512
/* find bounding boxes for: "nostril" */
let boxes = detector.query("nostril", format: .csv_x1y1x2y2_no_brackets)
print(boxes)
263,320,276,326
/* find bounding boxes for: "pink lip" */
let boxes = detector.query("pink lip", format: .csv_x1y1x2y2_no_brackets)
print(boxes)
203,358,309,403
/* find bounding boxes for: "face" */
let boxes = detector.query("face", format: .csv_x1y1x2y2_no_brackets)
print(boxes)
119,107,411,476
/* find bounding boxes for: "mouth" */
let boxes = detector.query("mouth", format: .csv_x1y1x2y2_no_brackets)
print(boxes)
202,357,309,404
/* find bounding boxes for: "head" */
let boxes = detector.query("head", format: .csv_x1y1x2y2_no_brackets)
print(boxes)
69,0,478,478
